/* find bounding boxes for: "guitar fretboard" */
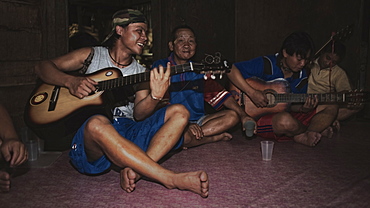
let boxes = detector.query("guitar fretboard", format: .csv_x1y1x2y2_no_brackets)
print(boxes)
273,93,349,103
96,63,196,91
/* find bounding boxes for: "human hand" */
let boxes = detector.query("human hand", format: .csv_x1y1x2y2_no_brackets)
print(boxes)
150,62,171,99
241,116,257,137
66,77,97,99
187,123,204,140
301,95,318,113
0,169,11,192
250,90,268,107
241,116,256,131
0,139,27,167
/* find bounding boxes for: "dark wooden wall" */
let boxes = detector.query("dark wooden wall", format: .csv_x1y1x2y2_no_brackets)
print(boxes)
151,0,235,63
0,0,68,132
0,0,369,134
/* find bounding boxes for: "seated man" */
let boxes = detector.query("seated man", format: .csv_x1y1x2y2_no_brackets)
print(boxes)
34,9,208,197
151,25,256,148
0,104,27,192
227,31,338,147
308,41,363,123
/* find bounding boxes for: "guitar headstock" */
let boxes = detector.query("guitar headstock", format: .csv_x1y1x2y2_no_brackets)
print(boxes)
332,24,354,42
345,90,370,109
314,24,355,58
193,52,232,80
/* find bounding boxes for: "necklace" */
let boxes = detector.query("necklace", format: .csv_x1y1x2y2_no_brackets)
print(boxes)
108,50,132,67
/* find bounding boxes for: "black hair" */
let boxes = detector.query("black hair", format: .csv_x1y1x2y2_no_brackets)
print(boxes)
279,31,315,60
321,41,346,61
101,29,122,49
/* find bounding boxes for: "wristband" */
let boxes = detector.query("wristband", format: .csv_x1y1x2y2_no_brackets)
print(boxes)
150,93,162,101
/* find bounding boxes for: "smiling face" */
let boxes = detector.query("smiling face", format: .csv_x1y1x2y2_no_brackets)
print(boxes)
116,22,148,55
169,28,197,65
282,49,311,73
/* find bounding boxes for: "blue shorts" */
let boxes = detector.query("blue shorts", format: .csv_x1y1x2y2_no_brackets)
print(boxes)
69,106,184,174
190,115,207,126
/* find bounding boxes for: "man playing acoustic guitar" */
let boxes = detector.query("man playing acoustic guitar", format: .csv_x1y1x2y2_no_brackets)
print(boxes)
227,31,339,147
34,9,209,198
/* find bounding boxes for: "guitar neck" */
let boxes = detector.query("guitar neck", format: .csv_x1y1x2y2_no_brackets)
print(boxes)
274,92,349,103
96,63,196,91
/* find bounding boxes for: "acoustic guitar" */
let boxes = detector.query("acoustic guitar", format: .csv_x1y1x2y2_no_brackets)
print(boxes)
25,61,231,139
229,77,369,119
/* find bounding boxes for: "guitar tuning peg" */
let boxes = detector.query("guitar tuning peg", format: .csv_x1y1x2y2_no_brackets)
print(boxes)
220,73,223,79
204,74,208,80
211,74,216,80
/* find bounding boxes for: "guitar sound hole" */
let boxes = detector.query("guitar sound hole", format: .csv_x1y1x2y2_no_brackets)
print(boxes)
31,92,48,105
266,93,276,107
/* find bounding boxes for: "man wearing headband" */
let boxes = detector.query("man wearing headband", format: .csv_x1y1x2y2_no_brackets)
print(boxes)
35,9,209,198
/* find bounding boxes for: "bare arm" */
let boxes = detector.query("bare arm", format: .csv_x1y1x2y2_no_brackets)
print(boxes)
133,63,171,121
0,105,27,167
35,47,97,98
227,64,268,107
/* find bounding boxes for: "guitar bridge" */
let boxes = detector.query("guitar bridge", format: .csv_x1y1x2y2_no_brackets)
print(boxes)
48,86,60,111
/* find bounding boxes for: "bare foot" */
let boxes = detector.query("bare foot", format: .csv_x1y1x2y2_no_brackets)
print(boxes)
0,170,11,192
170,170,209,198
294,131,321,146
211,132,233,142
321,120,340,138
332,120,340,132
183,132,232,149
120,167,140,193
321,126,334,138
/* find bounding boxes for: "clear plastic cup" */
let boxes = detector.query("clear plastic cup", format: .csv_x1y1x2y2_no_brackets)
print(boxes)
261,140,274,161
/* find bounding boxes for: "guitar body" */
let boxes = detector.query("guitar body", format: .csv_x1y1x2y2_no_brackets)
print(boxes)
25,68,121,139
229,77,291,119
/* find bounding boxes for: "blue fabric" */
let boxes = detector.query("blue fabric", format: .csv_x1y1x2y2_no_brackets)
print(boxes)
234,54,308,93
152,55,205,121
69,106,184,174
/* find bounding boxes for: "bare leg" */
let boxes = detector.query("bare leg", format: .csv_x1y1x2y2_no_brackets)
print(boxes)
183,110,238,148
272,104,338,147
272,112,321,146
83,105,209,197
307,104,338,133
337,107,362,121
120,104,191,192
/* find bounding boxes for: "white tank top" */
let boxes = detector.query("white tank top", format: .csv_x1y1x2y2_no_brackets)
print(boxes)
86,46,146,119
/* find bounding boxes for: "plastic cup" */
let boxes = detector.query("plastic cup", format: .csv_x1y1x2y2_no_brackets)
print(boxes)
261,140,274,161
26,140,39,161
